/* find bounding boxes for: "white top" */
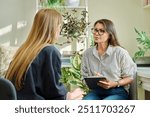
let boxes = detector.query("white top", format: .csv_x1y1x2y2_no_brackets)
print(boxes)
81,45,137,91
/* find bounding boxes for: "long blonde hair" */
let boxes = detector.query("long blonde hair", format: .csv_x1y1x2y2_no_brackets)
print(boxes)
5,9,62,90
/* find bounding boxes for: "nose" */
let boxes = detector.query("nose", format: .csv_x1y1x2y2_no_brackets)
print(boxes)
93,31,99,36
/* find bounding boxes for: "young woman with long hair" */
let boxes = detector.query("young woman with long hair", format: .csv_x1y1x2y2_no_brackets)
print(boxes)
6,9,84,100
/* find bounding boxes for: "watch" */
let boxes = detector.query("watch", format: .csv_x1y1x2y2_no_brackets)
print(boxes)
116,81,120,87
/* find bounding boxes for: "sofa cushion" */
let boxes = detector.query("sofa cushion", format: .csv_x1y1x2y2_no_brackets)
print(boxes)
0,44,18,77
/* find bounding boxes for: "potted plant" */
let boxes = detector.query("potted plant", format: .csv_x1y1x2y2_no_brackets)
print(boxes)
134,28,150,60
60,51,89,93
60,9,90,43
59,9,90,93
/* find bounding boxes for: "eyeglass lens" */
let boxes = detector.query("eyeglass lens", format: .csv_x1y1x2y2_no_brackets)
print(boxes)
91,28,105,35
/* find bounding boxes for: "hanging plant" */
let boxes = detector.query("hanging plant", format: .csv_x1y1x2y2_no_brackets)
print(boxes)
60,9,90,43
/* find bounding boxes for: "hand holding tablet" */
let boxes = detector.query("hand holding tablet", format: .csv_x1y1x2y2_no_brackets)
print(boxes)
84,76,107,89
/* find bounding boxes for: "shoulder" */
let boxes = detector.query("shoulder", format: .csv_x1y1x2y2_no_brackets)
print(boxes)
83,47,94,55
40,45,61,57
113,46,129,56
112,46,133,62
43,45,60,54
42,45,59,52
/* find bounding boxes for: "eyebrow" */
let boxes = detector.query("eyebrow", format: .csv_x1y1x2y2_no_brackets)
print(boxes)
94,28,105,30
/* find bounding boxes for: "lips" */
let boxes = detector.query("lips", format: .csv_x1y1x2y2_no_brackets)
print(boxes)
95,37,101,40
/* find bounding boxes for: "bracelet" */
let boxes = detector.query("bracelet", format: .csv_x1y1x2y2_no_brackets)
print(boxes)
116,81,120,87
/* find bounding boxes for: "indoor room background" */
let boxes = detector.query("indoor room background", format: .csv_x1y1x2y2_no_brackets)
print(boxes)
0,0,150,57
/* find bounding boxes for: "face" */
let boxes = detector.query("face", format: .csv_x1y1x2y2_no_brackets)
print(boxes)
92,23,109,44
55,24,61,40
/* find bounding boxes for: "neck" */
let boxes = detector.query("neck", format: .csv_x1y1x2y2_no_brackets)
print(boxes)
97,43,108,55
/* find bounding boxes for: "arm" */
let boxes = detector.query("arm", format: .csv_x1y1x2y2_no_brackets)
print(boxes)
98,77,133,89
81,52,89,78
41,46,67,99
41,46,84,100
116,77,133,87
98,49,137,89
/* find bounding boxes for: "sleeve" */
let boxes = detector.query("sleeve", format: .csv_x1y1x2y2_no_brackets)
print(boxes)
41,46,67,99
120,50,137,79
81,51,89,78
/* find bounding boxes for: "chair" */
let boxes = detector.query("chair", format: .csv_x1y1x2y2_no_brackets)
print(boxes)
128,72,137,100
0,77,17,100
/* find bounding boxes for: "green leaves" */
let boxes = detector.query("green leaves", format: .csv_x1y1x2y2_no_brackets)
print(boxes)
71,53,81,70
61,9,90,42
134,28,150,60
60,53,89,93
47,0,64,6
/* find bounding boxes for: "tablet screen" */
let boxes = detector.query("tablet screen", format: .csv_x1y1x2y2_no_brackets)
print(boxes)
84,76,107,89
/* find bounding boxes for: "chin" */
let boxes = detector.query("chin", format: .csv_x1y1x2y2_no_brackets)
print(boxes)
95,40,101,43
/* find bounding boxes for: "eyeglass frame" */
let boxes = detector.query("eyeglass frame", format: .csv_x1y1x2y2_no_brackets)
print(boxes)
91,28,106,36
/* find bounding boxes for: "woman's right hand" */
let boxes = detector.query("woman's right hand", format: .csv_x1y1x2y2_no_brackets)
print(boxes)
67,88,85,100
94,71,101,76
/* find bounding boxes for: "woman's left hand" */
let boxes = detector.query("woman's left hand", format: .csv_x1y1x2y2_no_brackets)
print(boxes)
97,80,117,89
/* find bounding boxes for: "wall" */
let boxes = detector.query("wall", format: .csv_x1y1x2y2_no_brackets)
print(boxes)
88,0,150,57
0,0,36,46
0,0,150,57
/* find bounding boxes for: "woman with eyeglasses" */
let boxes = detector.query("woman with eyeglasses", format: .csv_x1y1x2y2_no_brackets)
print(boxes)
5,9,84,100
81,19,137,100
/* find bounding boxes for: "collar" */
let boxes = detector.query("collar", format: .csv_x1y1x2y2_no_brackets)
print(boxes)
92,45,113,59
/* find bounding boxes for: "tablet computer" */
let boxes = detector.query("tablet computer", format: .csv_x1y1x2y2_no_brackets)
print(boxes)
84,76,107,89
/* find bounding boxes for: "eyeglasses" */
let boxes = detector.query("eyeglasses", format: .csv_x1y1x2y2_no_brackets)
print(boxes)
91,28,106,36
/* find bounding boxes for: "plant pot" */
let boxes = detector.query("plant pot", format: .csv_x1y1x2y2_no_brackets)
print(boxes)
65,0,80,7
135,56,150,67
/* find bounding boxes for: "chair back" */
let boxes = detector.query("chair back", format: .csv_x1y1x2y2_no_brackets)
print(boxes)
128,72,137,100
0,77,17,100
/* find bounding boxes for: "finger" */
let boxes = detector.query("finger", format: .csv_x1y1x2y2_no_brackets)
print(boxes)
94,71,101,76
74,94,84,100
99,81,108,85
101,85,109,89
97,82,104,87
97,82,110,89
